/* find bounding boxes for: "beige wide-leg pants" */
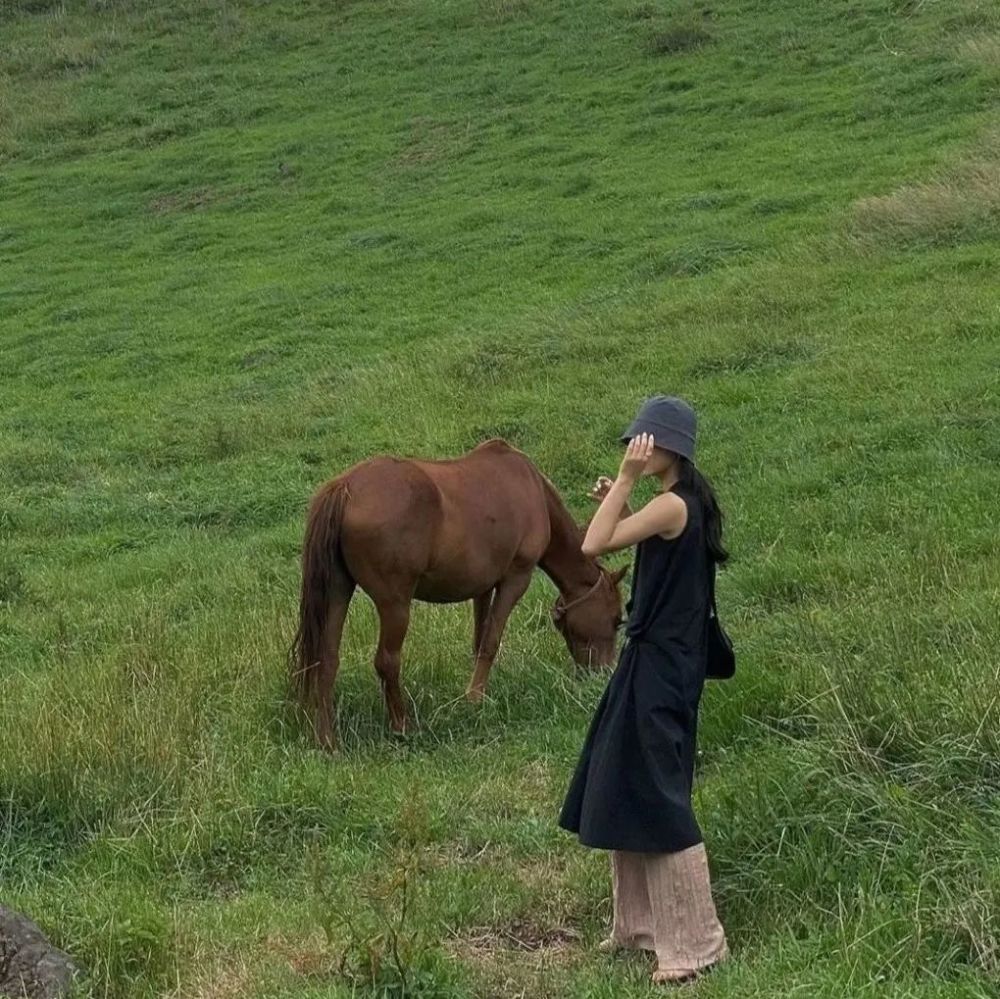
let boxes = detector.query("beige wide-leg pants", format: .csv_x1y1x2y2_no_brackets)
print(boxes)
609,843,728,975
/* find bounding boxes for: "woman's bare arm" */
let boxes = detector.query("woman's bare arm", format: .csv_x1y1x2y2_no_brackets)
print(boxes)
583,491,687,556
588,476,632,519
581,434,686,557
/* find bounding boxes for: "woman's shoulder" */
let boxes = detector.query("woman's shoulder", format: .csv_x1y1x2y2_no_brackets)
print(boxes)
669,483,701,514
667,485,706,537
636,488,693,545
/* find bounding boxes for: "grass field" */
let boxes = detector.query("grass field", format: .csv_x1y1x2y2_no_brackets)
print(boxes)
2,0,999,995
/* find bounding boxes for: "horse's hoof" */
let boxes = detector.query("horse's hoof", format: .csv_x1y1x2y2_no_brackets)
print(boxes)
465,687,485,704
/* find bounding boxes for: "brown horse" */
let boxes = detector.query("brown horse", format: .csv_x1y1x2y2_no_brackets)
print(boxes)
292,439,625,749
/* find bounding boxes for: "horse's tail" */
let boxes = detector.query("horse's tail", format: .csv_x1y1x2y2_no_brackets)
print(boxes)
291,479,351,710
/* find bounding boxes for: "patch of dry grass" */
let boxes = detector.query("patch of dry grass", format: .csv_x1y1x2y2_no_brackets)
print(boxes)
164,955,253,999
478,0,532,24
148,187,249,215
261,931,338,979
848,133,1000,249
445,920,585,999
163,932,335,998
392,116,474,170
447,920,581,959
649,22,713,56
959,34,1000,68
3,28,118,78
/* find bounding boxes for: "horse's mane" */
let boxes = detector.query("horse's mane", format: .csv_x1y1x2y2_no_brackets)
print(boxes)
533,466,587,547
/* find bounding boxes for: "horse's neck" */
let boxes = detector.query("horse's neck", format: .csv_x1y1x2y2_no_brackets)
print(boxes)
538,475,601,597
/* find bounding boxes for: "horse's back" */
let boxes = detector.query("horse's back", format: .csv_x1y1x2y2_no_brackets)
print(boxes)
329,439,545,529
414,439,548,534
340,454,444,533
414,439,552,578
333,439,550,601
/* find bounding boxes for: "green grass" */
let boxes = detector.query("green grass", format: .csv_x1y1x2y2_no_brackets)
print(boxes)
2,0,999,995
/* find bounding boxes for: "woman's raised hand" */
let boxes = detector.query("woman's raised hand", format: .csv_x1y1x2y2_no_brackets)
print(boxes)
618,433,655,483
588,476,615,503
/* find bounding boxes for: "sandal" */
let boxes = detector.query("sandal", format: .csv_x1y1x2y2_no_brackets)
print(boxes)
652,968,697,985
652,955,726,986
599,935,655,954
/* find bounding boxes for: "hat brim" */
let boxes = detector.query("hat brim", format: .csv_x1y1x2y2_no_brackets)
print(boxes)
619,420,695,461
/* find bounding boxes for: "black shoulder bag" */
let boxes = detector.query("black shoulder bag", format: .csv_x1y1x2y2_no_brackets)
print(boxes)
706,561,736,680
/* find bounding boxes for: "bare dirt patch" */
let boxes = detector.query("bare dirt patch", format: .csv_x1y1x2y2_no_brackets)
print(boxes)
447,920,582,962
446,925,582,999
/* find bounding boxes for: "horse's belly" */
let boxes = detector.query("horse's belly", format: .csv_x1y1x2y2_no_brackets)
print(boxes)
413,571,497,604
413,510,541,603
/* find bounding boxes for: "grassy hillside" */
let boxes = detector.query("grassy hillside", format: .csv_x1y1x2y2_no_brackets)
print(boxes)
2,0,999,995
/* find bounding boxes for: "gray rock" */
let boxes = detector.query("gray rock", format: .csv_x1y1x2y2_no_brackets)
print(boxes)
0,905,79,998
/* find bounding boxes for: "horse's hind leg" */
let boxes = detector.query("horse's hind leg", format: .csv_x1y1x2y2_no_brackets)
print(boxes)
316,569,355,751
374,598,412,734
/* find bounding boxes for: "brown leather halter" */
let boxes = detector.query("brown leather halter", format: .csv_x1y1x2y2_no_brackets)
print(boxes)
551,572,607,623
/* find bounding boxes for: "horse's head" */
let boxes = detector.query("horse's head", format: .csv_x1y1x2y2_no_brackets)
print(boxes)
551,565,627,668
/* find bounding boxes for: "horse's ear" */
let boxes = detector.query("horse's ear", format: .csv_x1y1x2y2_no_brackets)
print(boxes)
610,566,628,586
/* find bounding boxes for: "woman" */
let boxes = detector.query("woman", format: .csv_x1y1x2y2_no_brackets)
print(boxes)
558,395,729,985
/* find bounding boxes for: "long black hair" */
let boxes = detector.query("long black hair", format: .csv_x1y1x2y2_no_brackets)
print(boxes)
676,456,729,565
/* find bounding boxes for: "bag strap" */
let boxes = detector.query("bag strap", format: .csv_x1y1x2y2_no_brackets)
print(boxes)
708,558,720,622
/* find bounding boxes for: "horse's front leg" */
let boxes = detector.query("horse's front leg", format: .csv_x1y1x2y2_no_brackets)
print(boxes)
466,569,532,703
472,589,494,662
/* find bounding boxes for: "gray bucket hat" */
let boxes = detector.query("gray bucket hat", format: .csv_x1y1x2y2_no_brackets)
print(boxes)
620,395,697,461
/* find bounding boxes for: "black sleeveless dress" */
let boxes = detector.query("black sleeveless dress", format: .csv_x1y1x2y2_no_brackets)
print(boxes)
558,484,711,853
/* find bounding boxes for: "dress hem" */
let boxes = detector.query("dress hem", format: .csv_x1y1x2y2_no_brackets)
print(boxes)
559,823,704,855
